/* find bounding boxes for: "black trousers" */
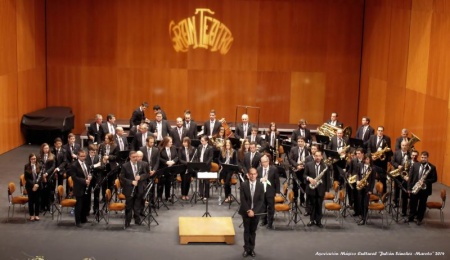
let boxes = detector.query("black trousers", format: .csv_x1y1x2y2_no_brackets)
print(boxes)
181,172,192,196
220,170,232,198
157,174,172,199
308,194,324,224
262,190,275,225
358,189,370,220
75,192,90,225
408,190,428,222
125,194,143,224
242,215,260,252
27,189,41,217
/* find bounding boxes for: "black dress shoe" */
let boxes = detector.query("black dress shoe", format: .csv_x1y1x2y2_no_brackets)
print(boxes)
352,213,360,217
76,224,82,228
307,221,315,227
304,212,310,216
416,220,423,226
316,222,323,228
125,222,130,228
266,225,274,230
135,220,142,226
260,222,267,227
242,251,249,257
300,202,306,208
358,220,366,226
250,250,256,257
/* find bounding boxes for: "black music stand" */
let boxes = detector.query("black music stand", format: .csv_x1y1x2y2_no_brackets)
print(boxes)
386,170,408,223
118,150,130,164
220,163,241,208
316,134,330,145
191,139,201,148
188,162,209,205
92,167,119,224
141,177,159,230
349,138,364,149
197,171,218,217
229,137,241,150
153,168,169,210
167,164,187,207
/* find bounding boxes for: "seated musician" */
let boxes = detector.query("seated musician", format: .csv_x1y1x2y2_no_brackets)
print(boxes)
266,122,279,149
218,139,237,203
248,128,263,149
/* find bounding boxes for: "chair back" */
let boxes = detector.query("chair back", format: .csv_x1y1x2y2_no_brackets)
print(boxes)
105,189,112,203
375,181,383,195
8,182,16,195
338,190,345,203
20,174,26,186
288,190,294,203
115,178,122,190
57,185,64,201
441,189,447,201
333,181,340,192
210,162,219,172
68,177,74,188
283,182,288,195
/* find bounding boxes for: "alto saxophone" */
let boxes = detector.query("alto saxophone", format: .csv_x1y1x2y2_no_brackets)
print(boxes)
411,166,431,194
309,166,328,189
371,147,391,161
356,167,372,190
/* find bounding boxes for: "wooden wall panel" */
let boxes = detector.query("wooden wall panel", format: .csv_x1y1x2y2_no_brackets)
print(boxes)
290,72,326,123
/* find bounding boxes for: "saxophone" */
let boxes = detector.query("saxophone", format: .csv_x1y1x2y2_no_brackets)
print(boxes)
371,147,391,161
356,167,372,190
411,166,431,194
309,166,328,189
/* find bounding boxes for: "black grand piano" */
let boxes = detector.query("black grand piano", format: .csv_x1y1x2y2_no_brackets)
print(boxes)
21,106,75,144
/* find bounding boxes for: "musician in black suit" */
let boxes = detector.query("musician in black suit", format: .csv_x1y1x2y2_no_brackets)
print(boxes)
346,148,365,217
102,114,117,136
24,153,43,221
149,112,172,142
114,127,129,152
303,144,320,216
391,141,410,216
157,136,179,201
52,138,67,187
195,135,214,199
153,104,167,120
241,142,261,177
235,114,254,139
355,116,374,147
63,133,81,197
266,122,280,148
326,112,343,128
120,151,150,227
203,109,221,138
291,119,312,146
247,128,263,148
327,129,349,181
130,102,149,127
140,136,160,173
85,145,102,215
394,128,410,151
304,150,329,227
183,111,198,140
178,137,196,200
406,151,437,225
257,155,280,229
218,139,238,203
239,168,265,258
367,126,392,193
288,137,310,206
38,143,56,212
170,117,187,149
68,150,92,227
132,123,151,151
357,154,376,225
87,114,104,145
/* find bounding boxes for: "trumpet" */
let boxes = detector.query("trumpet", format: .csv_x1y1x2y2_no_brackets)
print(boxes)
371,147,391,161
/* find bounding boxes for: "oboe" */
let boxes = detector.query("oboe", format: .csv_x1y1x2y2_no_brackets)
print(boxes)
85,166,93,195
130,164,140,198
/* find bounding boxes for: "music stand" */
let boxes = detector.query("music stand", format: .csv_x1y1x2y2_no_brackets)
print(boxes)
316,134,330,145
153,168,169,210
188,162,209,205
324,149,340,161
197,171,218,217
118,150,130,164
191,139,201,148
220,163,241,208
349,138,364,149
141,177,159,230
229,137,241,150
166,164,187,207
92,167,119,224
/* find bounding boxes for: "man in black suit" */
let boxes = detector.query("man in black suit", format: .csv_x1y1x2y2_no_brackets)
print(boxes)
170,117,187,150
257,155,280,229
304,150,329,228
203,109,221,138
183,111,198,140
346,148,365,217
85,145,102,215
68,150,92,227
139,136,159,173
355,116,374,147
291,119,312,146
102,114,117,136
52,137,67,187
367,126,392,193
132,123,150,151
239,168,265,258
153,104,167,120
87,114,104,145
235,114,254,140
247,128,263,148
120,151,149,227
395,128,410,151
357,154,376,225
406,151,437,225
130,102,149,127
195,136,214,200
391,141,410,216
115,127,129,152
149,112,172,143
326,112,343,128
327,129,349,181
241,142,261,176
288,137,310,206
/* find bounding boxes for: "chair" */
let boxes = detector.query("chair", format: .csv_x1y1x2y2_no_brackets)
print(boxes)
325,181,339,202
105,189,126,228
324,190,345,227
366,191,391,228
55,185,76,222
7,182,29,222
19,174,28,196
369,182,383,202
67,176,74,198
114,178,126,202
275,190,294,220
426,189,446,223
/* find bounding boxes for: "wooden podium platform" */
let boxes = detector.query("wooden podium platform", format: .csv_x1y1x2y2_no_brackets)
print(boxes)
179,217,235,245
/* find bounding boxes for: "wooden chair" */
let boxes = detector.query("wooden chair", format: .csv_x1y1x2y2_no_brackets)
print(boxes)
426,189,446,223
275,190,294,222
366,191,391,228
19,174,28,196
369,182,383,202
324,190,345,227
55,185,76,222
105,189,126,228
114,178,126,202
7,182,28,222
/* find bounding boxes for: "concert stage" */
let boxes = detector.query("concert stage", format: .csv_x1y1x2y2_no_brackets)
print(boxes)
179,217,235,245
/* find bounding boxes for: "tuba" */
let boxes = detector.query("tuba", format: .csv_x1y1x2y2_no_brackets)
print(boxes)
408,133,421,152
317,123,352,139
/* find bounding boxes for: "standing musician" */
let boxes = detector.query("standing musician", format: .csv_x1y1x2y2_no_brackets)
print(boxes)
149,112,172,143
120,151,150,227
241,142,262,178
52,138,67,188
24,153,43,221
303,144,320,216
346,148,365,217
99,133,120,196
406,151,437,225
395,128,410,151
203,109,221,138
356,154,376,225
391,140,411,216
85,144,101,215
367,126,392,193
129,101,149,128
304,150,329,228
195,135,214,200
239,168,265,258
63,133,80,197
248,128,263,149
235,114,254,140
68,150,92,228
140,136,160,175
237,139,250,180
157,136,179,202
170,117,187,150
257,155,280,229
114,126,129,152
218,139,237,203
178,137,196,201
102,114,117,136
266,122,280,149
183,110,198,140
152,104,168,120
327,129,349,181
132,123,150,151
38,143,56,213
288,137,310,207
355,116,374,147
326,112,343,128
87,114,105,145
291,119,311,146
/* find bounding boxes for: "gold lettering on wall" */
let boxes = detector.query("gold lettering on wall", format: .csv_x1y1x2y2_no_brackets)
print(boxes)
169,8,233,55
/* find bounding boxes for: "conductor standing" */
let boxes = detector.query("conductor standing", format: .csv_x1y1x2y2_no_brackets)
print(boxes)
239,168,264,258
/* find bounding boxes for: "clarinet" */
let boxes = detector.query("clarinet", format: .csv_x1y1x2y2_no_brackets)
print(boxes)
85,166,93,195
130,164,140,198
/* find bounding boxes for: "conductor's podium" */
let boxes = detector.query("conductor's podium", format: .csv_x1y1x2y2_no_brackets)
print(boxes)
179,217,235,245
